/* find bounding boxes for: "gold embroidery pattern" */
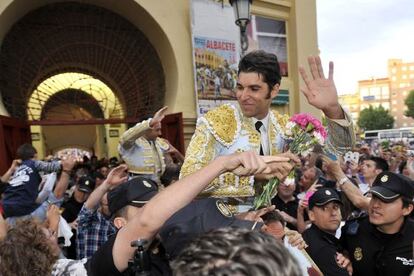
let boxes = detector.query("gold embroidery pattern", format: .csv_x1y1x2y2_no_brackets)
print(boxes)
180,123,214,179
269,111,288,154
271,111,289,137
203,104,240,146
243,118,260,147
120,119,151,146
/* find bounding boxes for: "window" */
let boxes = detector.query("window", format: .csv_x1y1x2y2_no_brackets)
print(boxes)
403,75,407,79
381,102,390,110
381,87,390,99
370,87,381,97
247,15,288,76
402,66,407,71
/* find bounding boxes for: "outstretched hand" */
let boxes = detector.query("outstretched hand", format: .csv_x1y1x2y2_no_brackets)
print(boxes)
255,152,299,181
299,56,343,119
222,151,290,176
106,164,128,188
321,155,346,180
150,106,168,128
236,205,275,223
61,155,78,171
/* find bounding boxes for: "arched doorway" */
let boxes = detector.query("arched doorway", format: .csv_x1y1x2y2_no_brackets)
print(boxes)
0,1,169,159
28,72,125,157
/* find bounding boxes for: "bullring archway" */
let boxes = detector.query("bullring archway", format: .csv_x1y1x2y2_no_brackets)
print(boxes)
0,1,176,157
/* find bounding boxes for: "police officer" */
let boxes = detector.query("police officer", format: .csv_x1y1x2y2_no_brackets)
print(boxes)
85,177,171,276
303,188,350,276
341,172,414,276
159,197,263,259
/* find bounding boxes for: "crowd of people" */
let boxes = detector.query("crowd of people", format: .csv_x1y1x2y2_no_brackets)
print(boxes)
0,50,413,276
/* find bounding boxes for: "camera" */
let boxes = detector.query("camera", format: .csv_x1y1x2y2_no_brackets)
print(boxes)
128,239,151,276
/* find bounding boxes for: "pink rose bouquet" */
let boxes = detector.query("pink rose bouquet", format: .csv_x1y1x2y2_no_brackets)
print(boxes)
253,113,327,209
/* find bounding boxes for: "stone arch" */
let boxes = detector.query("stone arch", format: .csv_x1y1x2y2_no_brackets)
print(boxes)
0,1,174,120
40,89,105,120
28,72,124,121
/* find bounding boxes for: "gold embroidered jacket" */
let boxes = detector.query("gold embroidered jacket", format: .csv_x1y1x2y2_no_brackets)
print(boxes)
180,104,355,198
118,119,170,184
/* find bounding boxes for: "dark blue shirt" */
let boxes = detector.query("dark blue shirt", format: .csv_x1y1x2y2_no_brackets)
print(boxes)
2,159,61,217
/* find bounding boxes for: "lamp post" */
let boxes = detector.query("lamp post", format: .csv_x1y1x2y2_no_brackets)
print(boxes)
229,0,252,55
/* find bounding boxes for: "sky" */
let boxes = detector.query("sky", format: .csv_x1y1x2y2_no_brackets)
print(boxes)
316,0,414,95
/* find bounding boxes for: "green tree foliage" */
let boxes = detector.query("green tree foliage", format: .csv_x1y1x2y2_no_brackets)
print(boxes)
404,89,414,118
357,105,394,131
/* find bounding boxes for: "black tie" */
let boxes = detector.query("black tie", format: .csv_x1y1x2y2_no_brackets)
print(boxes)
255,121,264,156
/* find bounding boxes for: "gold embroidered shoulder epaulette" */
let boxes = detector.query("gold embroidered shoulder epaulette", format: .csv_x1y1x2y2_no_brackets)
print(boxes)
157,138,170,150
271,110,289,135
199,104,241,147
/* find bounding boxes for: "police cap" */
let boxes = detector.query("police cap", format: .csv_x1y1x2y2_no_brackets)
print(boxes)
309,188,342,209
107,177,158,216
77,176,96,193
369,172,414,202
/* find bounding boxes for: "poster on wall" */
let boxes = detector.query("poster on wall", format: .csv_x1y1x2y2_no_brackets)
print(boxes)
191,0,240,116
190,0,289,116
194,36,239,115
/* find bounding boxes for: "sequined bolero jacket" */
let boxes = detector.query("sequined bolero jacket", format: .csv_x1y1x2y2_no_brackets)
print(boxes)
180,104,355,198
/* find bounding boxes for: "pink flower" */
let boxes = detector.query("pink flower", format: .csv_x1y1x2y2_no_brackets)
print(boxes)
289,113,327,139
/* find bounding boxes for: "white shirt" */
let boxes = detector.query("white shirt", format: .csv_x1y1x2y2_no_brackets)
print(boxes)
252,112,270,155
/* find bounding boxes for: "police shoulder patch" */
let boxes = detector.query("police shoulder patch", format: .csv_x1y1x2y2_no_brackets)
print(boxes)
354,247,363,261
216,200,232,217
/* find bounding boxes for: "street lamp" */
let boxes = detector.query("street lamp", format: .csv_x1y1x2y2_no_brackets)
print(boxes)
229,0,252,55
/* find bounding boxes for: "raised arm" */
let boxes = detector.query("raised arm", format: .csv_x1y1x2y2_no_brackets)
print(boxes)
299,56,355,155
323,157,370,210
119,106,168,150
84,165,128,210
113,151,290,271
53,156,77,199
34,160,62,174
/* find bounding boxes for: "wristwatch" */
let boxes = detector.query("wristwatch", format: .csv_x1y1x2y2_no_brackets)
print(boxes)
338,177,349,186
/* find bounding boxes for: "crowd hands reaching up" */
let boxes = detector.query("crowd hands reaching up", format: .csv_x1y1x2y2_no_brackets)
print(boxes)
1,141,413,276
0,142,368,276
0,123,414,275
0,144,316,276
